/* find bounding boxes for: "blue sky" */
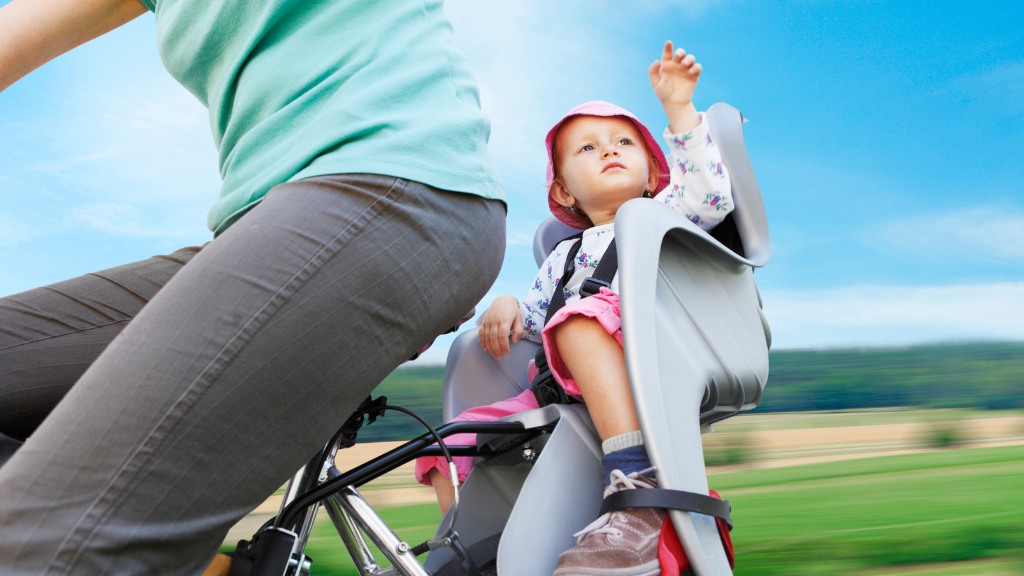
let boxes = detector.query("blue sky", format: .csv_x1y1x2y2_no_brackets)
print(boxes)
1,0,1022,365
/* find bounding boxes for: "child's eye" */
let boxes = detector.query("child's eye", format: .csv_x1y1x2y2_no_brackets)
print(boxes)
578,144,595,153
618,137,634,146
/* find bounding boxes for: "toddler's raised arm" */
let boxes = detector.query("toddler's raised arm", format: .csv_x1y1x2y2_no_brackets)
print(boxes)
649,41,733,231
648,40,702,135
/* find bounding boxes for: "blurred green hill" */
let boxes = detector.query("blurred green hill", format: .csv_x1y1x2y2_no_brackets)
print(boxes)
353,341,1023,442
761,341,1024,413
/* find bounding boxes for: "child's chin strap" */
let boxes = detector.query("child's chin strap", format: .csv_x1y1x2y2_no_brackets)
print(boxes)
531,234,620,407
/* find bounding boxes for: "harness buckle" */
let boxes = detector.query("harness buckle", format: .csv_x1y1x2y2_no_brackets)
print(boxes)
580,277,611,298
531,347,579,407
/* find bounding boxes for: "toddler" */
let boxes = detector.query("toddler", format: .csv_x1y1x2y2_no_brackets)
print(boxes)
416,41,733,575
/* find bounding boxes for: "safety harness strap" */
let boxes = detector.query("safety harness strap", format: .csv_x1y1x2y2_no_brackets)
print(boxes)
543,235,619,325
600,488,733,529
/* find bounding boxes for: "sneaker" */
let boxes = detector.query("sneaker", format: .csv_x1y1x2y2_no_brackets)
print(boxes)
552,468,665,576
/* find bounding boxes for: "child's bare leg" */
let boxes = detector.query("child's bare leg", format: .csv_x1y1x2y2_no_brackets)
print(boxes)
551,315,638,440
551,315,663,575
428,468,455,515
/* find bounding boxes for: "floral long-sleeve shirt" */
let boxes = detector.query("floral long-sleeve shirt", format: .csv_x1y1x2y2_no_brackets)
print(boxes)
519,114,733,342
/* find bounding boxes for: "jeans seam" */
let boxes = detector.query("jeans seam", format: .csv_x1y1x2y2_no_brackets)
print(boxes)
0,320,129,353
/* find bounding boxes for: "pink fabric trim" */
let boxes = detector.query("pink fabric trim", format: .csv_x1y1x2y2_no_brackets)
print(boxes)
414,389,540,485
540,288,623,399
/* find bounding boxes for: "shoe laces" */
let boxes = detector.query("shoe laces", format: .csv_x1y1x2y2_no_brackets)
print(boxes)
572,468,657,544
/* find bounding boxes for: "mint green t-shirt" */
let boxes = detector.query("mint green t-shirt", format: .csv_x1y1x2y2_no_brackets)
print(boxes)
138,0,505,234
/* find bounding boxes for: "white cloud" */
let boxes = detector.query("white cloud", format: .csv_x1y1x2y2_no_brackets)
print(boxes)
446,2,603,191
634,0,728,15
868,208,1024,265
68,202,206,240
764,281,1024,349
0,211,50,248
0,31,218,246
445,0,711,254
946,59,1024,117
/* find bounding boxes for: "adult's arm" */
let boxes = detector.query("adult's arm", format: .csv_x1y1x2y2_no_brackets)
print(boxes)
0,0,146,92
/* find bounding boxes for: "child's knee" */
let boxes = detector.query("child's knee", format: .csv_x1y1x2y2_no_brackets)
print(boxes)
552,314,599,342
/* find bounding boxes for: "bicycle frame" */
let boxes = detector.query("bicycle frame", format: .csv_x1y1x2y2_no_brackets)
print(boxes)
230,408,555,576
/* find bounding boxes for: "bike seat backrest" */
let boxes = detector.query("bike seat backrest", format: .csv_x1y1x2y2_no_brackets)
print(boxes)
532,218,580,267
612,103,769,575
616,101,770,423
706,102,769,267
442,206,573,419
442,332,538,421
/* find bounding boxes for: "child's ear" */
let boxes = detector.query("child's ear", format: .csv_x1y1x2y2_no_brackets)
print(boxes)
550,180,575,208
647,169,661,194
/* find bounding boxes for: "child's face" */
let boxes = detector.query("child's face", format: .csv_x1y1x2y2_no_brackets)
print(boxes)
553,116,654,226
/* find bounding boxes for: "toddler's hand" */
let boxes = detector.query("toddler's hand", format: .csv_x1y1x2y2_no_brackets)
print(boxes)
478,295,524,359
648,40,702,108
649,41,702,133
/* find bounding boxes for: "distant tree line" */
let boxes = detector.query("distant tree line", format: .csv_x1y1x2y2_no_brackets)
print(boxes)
346,341,1024,442
756,341,1024,413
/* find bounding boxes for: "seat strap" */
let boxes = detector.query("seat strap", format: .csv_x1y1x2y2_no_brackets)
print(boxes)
600,488,733,529
543,234,619,325
543,233,583,326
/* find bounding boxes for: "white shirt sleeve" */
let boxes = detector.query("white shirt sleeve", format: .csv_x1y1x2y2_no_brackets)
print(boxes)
654,113,734,231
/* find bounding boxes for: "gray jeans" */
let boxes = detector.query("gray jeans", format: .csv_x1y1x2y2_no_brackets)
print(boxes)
0,174,505,575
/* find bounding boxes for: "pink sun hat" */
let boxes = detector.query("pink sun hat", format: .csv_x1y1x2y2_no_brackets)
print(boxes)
545,100,671,229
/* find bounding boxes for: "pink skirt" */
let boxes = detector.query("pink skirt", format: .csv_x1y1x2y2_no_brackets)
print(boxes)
413,389,540,484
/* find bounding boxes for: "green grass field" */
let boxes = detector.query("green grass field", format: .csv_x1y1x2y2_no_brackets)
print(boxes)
293,443,1024,575
714,446,1024,575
